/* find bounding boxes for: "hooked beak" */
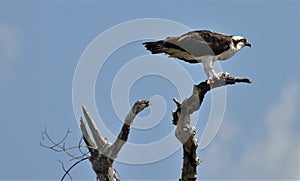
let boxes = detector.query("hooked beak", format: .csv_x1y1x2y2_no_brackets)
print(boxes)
245,42,252,47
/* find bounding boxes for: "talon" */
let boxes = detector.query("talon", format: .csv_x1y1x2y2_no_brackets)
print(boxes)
207,77,214,84
224,72,230,78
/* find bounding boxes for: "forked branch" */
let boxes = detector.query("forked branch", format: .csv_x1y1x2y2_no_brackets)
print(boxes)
80,100,150,181
172,73,251,181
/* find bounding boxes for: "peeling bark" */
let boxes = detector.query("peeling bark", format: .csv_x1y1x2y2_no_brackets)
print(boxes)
172,73,251,181
80,100,149,181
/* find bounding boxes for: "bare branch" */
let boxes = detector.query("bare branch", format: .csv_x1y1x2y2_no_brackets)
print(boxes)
173,97,181,107
105,100,150,159
76,137,90,160
40,127,71,151
82,106,109,153
80,117,96,149
80,100,149,181
58,157,89,181
40,127,88,160
41,127,92,180
173,73,251,126
173,73,251,181
41,101,149,181
57,159,72,181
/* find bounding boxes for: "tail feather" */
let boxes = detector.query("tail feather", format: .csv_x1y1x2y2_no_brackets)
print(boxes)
142,41,165,54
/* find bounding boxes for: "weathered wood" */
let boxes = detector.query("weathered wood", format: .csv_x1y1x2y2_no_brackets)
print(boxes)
80,100,149,181
105,100,150,159
82,106,109,153
173,73,251,181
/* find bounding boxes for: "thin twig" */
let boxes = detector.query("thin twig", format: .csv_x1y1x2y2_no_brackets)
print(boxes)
59,157,89,181
57,159,72,181
40,127,71,151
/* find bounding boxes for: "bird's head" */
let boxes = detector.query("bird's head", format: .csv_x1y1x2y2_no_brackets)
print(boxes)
232,36,251,50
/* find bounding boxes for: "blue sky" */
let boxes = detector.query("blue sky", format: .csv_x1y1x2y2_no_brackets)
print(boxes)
0,0,299,180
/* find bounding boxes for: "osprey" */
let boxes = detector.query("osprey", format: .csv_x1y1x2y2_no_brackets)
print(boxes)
143,30,251,81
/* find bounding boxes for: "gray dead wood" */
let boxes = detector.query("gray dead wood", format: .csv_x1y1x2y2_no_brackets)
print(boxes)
172,73,251,181
80,100,149,181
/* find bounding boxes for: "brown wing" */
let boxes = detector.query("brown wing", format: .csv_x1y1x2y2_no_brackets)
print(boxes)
143,30,232,64
191,30,232,55
143,40,199,63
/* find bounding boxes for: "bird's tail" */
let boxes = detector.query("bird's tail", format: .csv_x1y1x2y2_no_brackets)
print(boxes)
142,41,165,54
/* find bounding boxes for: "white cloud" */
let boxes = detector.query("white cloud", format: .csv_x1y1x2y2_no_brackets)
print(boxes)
202,83,300,179
236,83,299,179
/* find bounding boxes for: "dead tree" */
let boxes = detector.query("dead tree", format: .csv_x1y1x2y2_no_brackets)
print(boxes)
80,100,149,181
172,72,251,181
42,73,250,181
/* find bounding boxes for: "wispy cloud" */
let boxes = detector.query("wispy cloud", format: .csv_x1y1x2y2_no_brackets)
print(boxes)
202,83,299,179
0,25,19,62
0,24,20,85
236,83,299,179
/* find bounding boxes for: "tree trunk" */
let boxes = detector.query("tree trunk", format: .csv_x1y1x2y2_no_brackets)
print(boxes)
172,73,251,181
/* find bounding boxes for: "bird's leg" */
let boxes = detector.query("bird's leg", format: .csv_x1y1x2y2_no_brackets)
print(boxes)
203,65,211,79
209,60,220,80
202,61,213,84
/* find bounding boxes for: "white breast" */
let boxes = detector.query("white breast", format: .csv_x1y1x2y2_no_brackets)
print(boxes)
216,49,237,60
215,41,240,61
